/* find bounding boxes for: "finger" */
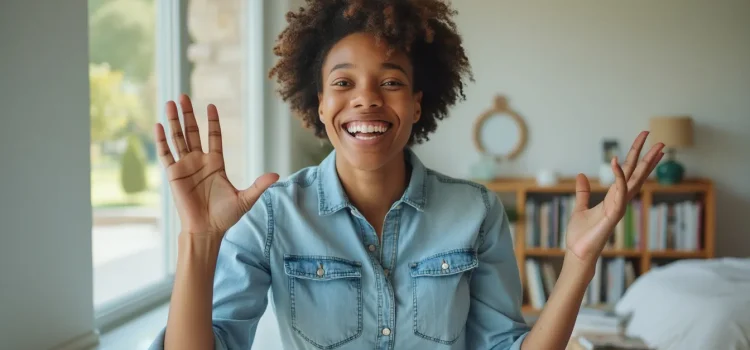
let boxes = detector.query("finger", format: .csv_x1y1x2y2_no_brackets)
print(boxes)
154,123,175,167
621,131,649,179
573,173,591,212
179,94,203,153
207,104,223,154
626,143,664,197
166,101,188,158
611,156,627,217
238,173,281,212
647,151,665,175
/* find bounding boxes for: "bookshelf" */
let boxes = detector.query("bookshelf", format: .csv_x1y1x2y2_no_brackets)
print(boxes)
476,177,715,313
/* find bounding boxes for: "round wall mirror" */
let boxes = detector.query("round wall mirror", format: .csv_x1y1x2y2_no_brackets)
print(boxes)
473,95,528,162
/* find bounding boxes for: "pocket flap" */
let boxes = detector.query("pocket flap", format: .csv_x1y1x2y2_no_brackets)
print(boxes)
410,249,478,277
284,255,362,281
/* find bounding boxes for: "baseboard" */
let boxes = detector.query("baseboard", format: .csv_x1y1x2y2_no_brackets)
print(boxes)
51,330,100,350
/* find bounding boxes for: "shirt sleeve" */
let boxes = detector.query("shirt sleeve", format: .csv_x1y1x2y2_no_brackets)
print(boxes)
466,189,531,350
148,191,274,350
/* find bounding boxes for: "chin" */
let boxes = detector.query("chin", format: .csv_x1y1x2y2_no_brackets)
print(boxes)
334,128,407,171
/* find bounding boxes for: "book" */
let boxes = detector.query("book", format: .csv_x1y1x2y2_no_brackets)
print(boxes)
575,333,652,350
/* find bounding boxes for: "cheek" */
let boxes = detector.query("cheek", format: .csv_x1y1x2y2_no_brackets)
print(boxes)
319,94,344,125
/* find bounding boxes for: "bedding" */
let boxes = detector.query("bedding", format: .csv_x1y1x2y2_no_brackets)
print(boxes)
615,258,750,350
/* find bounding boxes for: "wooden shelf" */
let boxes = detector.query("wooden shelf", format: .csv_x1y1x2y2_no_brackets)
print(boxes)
477,177,712,194
478,176,716,313
525,248,642,257
649,250,707,258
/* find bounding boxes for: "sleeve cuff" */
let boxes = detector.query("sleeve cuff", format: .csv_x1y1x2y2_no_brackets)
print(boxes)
507,330,530,350
147,327,227,350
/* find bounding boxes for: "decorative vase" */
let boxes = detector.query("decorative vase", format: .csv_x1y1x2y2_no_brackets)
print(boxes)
656,149,684,185
536,169,558,186
470,155,499,181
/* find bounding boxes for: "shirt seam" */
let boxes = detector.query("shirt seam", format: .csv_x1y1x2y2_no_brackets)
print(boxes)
263,190,274,264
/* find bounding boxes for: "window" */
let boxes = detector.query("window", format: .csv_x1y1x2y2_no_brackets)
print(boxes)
88,0,185,325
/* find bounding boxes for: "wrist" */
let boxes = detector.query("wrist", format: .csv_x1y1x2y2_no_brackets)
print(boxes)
562,250,597,283
177,232,223,271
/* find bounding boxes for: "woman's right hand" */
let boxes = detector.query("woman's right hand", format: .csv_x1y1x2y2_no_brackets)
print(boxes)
155,94,279,238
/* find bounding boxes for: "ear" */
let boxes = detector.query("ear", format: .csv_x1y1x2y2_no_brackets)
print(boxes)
317,93,325,124
413,91,423,123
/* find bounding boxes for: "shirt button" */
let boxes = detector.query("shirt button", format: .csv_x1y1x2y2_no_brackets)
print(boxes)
382,327,391,336
368,244,376,252
316,268,324,277
441,262,450,270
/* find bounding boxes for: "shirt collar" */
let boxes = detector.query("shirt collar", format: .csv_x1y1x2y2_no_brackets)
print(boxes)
317,148,427,216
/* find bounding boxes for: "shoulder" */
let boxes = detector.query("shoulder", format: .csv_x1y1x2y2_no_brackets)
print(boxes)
422,167,500,213
258,164,324,219
263,165,319,199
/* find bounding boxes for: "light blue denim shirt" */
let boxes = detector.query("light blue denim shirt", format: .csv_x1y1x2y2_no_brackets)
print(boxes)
150,149,530,350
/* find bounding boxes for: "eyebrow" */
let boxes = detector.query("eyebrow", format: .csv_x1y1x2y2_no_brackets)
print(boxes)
329,62,408,75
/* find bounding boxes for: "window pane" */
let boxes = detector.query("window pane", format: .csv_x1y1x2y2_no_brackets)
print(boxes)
88,0,167,309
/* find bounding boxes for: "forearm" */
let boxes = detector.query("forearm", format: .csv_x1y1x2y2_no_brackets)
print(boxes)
521,252,595,350
164,233,222,350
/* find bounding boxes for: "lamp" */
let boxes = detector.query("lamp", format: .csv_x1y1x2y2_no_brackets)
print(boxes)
649,116,694,184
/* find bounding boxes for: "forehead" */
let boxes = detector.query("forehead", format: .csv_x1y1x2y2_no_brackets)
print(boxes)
322,32,412,73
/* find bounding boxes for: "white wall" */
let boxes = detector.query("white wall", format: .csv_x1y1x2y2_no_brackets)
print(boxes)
413,0,750,257
0,0,97,349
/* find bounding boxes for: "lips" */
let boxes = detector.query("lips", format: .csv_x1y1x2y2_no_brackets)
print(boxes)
342,120,392,140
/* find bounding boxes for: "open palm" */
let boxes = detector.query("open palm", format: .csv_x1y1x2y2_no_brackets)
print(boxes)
565,132,665,263
155,95,278,237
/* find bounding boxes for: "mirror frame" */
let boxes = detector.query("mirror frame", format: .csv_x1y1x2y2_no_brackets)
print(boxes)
472,95,528,161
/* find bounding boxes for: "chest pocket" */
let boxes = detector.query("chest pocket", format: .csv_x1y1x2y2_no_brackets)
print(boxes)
410,248,478,345
283,255,363,349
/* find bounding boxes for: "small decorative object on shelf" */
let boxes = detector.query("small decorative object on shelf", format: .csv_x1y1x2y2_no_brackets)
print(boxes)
649,116,694,185
535,169,558,186
469,154,500,181
599,139,621,185
473,176,715,313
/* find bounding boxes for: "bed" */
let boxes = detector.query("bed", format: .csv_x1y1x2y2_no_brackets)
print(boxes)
614,258,750,350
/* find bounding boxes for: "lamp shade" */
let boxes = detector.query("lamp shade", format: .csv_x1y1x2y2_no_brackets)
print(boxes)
649,116,694,149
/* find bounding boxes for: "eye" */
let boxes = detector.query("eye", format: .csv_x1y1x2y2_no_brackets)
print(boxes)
332,80,351,87
382,80,405,88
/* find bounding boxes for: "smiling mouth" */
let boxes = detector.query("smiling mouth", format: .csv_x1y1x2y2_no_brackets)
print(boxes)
343,120,392,140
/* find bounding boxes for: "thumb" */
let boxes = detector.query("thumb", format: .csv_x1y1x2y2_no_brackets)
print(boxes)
239,173,280,209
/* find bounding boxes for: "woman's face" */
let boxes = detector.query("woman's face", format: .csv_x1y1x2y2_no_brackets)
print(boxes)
318,32,422,172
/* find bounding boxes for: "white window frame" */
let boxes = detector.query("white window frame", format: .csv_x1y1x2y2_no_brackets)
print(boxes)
94,0,185,333
244,0,266,181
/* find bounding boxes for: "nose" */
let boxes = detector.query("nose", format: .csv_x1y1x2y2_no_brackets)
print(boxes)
350,85,383,109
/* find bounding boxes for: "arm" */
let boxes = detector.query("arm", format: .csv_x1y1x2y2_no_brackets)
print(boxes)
519,254,593,350
151,192,274,350
466,190,531,350
147,95,278,350
163,233,223,350
522,132,664,349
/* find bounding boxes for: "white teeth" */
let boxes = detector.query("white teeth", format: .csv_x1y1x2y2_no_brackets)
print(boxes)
345,122,389,134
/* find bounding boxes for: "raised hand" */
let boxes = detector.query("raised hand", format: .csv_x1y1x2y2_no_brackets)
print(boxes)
155,94,279,237
565,131,665,263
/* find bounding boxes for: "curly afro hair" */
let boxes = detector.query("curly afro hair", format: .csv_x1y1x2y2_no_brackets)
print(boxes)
268,0,473,145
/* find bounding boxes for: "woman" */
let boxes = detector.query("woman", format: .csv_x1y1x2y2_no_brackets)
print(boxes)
151,1,664,349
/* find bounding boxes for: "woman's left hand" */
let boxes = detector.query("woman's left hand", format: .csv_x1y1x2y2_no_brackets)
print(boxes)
565,131,665,264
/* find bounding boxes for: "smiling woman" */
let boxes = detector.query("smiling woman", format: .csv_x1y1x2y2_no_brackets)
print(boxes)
149,1,664,350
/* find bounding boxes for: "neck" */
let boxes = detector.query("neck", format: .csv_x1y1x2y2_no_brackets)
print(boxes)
335,151,409,229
